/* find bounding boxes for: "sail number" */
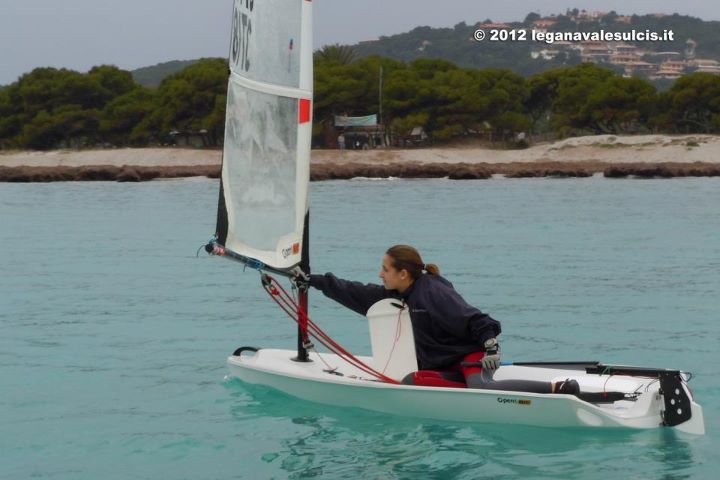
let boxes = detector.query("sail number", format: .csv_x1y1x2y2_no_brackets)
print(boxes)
231,0,254,71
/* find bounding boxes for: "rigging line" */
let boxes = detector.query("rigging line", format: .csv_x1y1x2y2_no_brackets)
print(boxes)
266,279,360,359
273,297,346,363
644,378,660,393
381,303,404,375
297,307,388,379
311,348,339,373
603,373,613,392
263,284,372,374
299,311,385,378
274,287,383,379
265,282,344,353
261,274,400,384
286,288,334,373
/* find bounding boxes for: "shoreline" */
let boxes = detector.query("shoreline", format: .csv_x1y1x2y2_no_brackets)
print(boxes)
1,161,719,182
2,134,720,181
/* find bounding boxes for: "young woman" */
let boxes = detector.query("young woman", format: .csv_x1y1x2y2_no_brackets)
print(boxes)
305,244,579,394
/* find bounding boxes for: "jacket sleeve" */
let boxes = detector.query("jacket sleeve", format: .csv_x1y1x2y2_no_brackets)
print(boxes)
309,273,392,316
425,283,501,347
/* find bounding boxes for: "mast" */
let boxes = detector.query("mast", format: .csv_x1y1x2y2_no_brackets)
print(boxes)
295,1,314,362
293,0,314,362
294,212,311,362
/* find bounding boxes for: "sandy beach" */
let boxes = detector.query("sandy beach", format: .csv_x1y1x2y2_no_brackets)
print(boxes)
1,134,719,181
312,134,720,165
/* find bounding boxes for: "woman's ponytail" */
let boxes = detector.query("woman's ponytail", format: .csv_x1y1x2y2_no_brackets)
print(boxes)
424,263,440,275
386,245,441,279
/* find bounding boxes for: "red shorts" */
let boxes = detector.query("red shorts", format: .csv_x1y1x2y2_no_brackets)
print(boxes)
405,351,485,388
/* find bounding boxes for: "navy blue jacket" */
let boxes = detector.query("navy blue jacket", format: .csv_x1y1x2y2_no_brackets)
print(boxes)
309,273,501,370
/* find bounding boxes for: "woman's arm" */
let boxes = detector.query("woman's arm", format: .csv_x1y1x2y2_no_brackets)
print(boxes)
310,273,393,315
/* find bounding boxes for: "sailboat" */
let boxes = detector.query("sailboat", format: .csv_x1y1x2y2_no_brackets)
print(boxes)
205,0,705,435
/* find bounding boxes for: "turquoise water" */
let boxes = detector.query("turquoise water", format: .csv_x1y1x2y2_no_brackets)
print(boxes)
1,176,718,479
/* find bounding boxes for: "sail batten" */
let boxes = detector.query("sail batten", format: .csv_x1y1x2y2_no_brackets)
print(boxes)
215,0,312,272
229,71,311,99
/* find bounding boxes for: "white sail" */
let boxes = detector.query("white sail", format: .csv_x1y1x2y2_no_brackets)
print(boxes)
216,0,313,271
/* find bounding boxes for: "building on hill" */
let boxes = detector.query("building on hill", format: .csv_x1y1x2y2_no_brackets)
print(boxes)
691,59,720,74
530,41,573,61
579,41,612,62
615,44,639,55
615,15,633,24
577,10,606,21
531,49,561,60
552,40,574,50
532,18,557,29
478,22,511,29
611,53,643,65
651,60,687,80
610,53,642,65
647,51,683,62
623,62,657,77
696,65,720,74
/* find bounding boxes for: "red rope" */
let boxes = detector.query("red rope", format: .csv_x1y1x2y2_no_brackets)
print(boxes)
381,306,404,375
262,274,401,385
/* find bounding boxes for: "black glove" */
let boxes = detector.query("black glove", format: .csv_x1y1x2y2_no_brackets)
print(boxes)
481,338,501,371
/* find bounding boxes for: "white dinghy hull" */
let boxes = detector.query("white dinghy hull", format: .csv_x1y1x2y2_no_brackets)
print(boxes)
227,348,705,435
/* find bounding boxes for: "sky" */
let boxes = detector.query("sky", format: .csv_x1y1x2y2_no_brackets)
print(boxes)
1,0,718,85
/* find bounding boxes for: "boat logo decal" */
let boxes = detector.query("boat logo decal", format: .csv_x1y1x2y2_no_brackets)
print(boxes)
497,397,532,406
281,242,300,258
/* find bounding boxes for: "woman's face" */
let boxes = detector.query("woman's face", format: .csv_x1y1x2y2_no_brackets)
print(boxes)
379,254,408,291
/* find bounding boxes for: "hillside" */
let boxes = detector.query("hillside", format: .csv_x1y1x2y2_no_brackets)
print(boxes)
128,11,720,86
130,59,200,87
354,12,720,80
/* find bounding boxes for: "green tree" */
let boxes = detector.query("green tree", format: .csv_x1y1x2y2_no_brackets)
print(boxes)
391,112,430,138
0,66,144,148
314,44,358,65
20,105,100,149
16,68,108,113
526,68,564,132
147,58,228,145
88,65,136,99
538,64,659,135
547,63,616,134
314,54,404,145
523,12,541,25
383,61,529,142
100,87,157,145
662,73,720,133
472,69,531,139
0,86,22,147
582,76,656,133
